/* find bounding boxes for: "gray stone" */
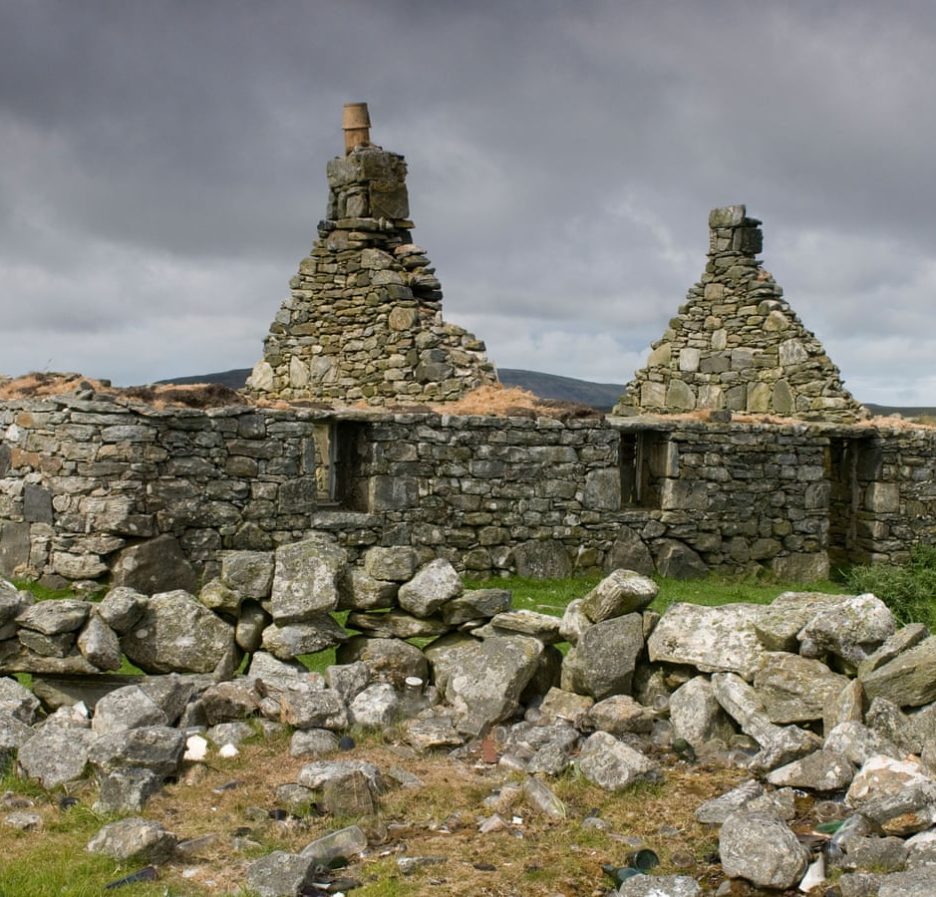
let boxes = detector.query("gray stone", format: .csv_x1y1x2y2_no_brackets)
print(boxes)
669,676,735,750
321,767,378,816
483,610,561,643
76,615,121,670
279,683,348,730
92,685,168,734
753,652,849,723
300,824,368,865
198,578,243,614
4,810,42,831
0,582,31,625
402,710,465,751
95,586,146,633
200,680,261,724
766,749,855,791
261,615,348,660
444,635,544,735
338,636,428,686
579,569,657,623
347,609,448,639
858,623,930,676
695,779,765,824
825,721,903,766
754,591,851,652
363,546,418,582
512,540,572,579
94,767,163,814
719,812,809,890
606,526,655,575
397,558,462,617
246,651,310,695
575,731,660,790
824,678,865,735
867,696,921,754
585,695,655,735
337,567,397,611
111,535,197,595
297,758,383,793
271,537,347,622
653,539,706,579
0,675,41,724
840,836,908,873
799,593,896,666
206,721,254,747
17,599,89,635
0,523,30,577
648,603,767,680
87,817,176,864
561,612,644,700
121,590,236,675
138,673,197,725
441,588,512,625
246,851,317,897
235,600,269,653
618,876,701,897
18,726,95,787
879,867,936,896
290,728,339,758
18,628,74,658
349,682,399,727
325,661,370,704
862,636,936,707
558,598,591,645
220,550,275,599
87,725,185,777
537,687,594,727
838,872,886,897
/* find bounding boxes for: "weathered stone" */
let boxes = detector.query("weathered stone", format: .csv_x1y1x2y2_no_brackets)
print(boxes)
443,635,543,735
279,683,348,730
767,749,855,791
862,636,936,707
401,710,465,751
347,609,448,639
397,558,462,617
585,694,655,735
337,567,398,611
537,687,594,727
17,599,89,635
200,680,261,725
87,725,185,777
561,613,643,700
290,728,339,758
220,550,274,599
246,850,317,897
840,835,908,873
618,876,700,897
111,535,197,595
271,537,347,622
325,661,370,705
825,721,903,766
94,767,163,814
753,652,849,723
18,726,95,788
669,676,735,749
575,731,660,790
754,591,850,652
441,588,511,625
0,675,41,724
337,636,428,685
605,527,655,575
648,603,767,680
719,812,809,890
246,651,310,694
121,590,236,674
199,578,243,614
824,678,865,735
695,779,765,825
300,824,369,865
799,593,896,666
261,615,348,660
349,683,399,727
92,685,168,734
878,867,936,896
96,586,146,634
77,615,121,670
512,540,572,579
363,546,418,582
87,817,176,864
579,569,657,623
482,610,561,643
558,598,591,645
235,600,269,653
867,696,921,754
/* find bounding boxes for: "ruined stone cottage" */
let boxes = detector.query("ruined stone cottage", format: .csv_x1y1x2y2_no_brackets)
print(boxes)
1,104,934,596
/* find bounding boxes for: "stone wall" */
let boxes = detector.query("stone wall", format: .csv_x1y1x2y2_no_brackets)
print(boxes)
7,393,932,588
246,140,497,405
616,205,868,423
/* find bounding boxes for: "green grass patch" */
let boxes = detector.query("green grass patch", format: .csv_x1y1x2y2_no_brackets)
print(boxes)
845,544,936,629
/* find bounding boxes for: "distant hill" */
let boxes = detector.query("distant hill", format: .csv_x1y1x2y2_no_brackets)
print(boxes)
158,370,935,418
159,367,628,410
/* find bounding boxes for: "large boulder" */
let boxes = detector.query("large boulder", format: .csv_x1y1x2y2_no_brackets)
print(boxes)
753,652,850,723
442,635,544,736
271,537,347,622
669,676,735,749
261,616,348,660
798,593,896,666
18,726,96,788
561,613,644,700
754,591,851,652
337,636,428,685
648,603,767,680
120,590,236,674
861,636,936,708
719,812,809,890
575,731,660,790
397,559,462,618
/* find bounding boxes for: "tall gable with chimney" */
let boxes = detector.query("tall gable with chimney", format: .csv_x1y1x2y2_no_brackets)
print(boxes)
615,205,867,423
247,104,498,405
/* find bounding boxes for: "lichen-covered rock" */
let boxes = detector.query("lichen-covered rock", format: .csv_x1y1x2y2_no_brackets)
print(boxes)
767,749,855,791
561,613,644,700
753,591,851,652
753,652,849,723
799,593,896,666
17,599,89,635
441,588,511,625
18,726,95,788
363,546,418,582
111,534,197,595
397,559,462,617
271,537,347,622
861,636,936,708
338,636,428,685
349,683,399,728
337,568,398,612
585,694,655,735
87,725,185,777
77,615,121,670
278,683,348,731
92,685,168,734
95,586,146,634
261,615,347,660
669,676,735,749
575,731,660,790
648,603,767,680
120,590,236,674
0,675,41,724
579,569,658,623
220,550,274,599
719,811,809,889
87,817,176,864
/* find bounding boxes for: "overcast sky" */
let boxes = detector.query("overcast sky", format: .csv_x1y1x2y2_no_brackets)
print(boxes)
2,1,935,405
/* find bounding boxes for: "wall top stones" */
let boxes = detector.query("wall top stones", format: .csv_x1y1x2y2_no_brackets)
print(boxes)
246,105,498,407
615,204,869,424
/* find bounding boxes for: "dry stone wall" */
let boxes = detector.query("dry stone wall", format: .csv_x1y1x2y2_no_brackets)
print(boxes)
7,393,933,589
246,141,497,405
616,205,868,423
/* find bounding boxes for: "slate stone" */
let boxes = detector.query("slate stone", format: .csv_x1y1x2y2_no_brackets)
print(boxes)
719,812,809,889
18,726,95,788
17,599,90,635
111,535,197,595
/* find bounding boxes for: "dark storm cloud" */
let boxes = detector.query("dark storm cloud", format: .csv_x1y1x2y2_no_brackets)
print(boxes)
1,0,935,400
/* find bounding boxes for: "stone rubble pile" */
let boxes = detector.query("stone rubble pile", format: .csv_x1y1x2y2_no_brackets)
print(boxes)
6,562,936,895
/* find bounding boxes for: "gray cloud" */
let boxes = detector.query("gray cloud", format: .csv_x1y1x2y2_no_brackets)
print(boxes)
1,0,935,401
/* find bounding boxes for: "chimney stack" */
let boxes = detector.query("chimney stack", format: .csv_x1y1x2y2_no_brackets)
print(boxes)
342,102,371,154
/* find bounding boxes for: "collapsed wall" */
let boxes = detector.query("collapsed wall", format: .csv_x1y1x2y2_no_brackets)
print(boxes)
616,205,868,423
246,104,498,405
